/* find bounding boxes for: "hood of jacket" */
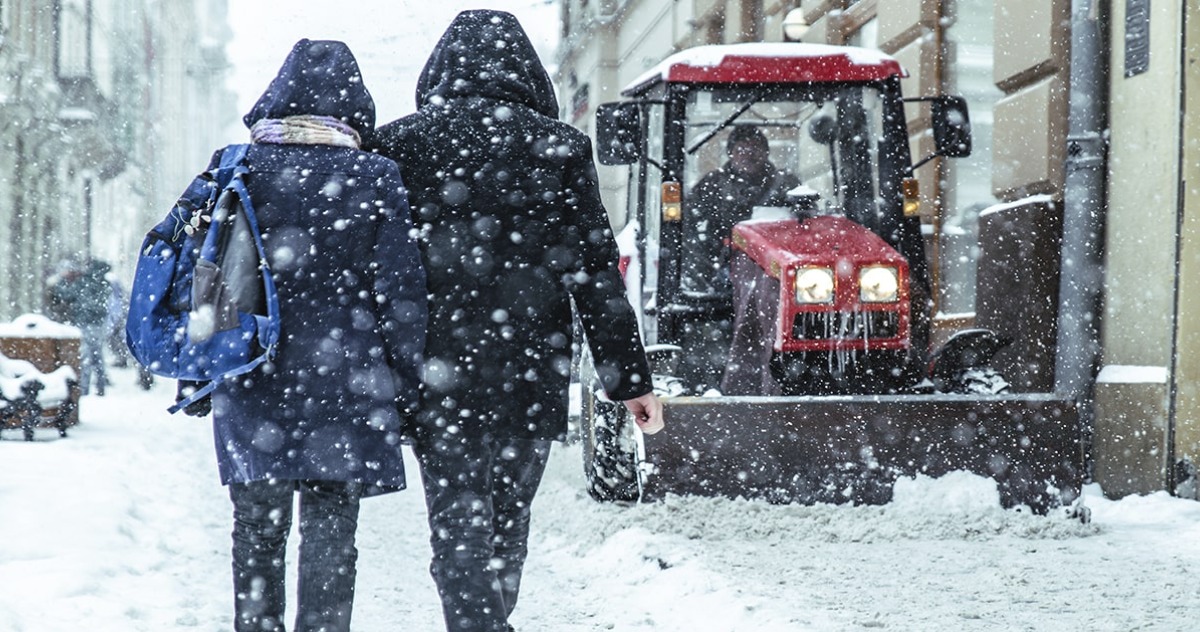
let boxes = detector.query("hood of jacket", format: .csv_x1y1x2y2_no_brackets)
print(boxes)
415,10,559,118
243,39,375,139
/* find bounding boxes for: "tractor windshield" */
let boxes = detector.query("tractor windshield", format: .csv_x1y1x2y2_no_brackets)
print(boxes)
680,84,885,295
684,85,884,219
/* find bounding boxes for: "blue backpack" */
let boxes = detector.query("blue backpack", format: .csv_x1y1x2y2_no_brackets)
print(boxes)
125,144,280,413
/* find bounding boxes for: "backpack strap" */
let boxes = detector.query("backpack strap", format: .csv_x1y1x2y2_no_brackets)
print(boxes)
227,171,281,353
185,144,251,234
212,144,251,187
167,352,273,414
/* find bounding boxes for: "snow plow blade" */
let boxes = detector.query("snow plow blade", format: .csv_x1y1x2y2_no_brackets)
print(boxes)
641,393,1082,512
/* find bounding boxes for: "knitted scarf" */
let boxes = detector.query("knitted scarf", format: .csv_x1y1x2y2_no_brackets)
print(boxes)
249,115,361,148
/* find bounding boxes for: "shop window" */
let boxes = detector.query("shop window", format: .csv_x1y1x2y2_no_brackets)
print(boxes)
0,2,9,49
847,17,878,49
939,0,1002,316
56,0,91,79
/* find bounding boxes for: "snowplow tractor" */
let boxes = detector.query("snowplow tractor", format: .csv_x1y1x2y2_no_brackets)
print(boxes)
581,43,1082,511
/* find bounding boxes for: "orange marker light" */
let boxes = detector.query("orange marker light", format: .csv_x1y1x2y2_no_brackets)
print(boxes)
902,177,920,217
662,182,682,221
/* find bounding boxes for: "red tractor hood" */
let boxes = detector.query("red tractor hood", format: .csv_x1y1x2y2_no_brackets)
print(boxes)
730,215,912,355
731,215,906,277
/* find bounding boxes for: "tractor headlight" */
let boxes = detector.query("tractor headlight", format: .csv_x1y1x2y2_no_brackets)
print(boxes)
794,267,835,304
859,266,900,302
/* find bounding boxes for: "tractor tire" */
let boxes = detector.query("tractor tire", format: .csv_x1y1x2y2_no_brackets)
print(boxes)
576,347,643,501
947,367,1011,395
578,356,640,502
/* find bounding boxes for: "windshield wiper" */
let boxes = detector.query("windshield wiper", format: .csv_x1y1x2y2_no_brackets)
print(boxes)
686,92,764,155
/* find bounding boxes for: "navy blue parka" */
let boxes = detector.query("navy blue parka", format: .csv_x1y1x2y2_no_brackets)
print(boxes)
175,40,426,493
371,11,651,441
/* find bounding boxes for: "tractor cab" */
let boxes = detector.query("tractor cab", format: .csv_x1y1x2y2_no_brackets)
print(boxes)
579,43,1081,511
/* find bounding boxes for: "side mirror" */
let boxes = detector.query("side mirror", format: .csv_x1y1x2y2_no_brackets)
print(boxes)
595,102,642,165
931,96,971,158
808,115,836,145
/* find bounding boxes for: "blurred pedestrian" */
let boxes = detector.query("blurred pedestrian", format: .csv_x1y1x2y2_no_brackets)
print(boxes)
371,10,663,632
166,39,426,632
43,260,75,325
108,280,154,389
48,258,112,395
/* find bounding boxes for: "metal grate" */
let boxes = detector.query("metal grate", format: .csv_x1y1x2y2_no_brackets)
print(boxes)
791,310,900,341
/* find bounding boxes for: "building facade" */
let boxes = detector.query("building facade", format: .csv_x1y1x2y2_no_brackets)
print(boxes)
556,0,1200,499
0,0,235,322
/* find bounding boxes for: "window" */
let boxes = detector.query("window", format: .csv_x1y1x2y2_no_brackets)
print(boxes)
939,0,1003,315
0,1,9,49
56,0,91,79
682,86,885,230
847,18,878,49
635,101,665,343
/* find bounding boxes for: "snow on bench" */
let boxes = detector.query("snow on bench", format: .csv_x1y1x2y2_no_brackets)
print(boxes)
0,314,81,440
0,355,77,404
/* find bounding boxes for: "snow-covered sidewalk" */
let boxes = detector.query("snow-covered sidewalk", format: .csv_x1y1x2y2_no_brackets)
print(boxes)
2,365,1199,631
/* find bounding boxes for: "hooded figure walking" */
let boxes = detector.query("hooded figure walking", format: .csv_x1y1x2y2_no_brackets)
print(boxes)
168,39,426,632
371,10,664,632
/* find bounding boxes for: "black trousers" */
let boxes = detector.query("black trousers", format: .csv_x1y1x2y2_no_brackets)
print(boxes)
229,479,362,632
412,432,552,632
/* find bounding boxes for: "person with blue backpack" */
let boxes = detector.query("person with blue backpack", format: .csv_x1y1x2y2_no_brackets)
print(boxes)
129,39,425,632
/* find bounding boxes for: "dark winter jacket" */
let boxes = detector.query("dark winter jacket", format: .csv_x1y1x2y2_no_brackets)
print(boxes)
52,260,113,326
684,163,800,294
371,10,651,441
174,39,426,493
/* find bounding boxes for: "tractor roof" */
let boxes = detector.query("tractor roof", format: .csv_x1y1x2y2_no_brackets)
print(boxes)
622,43,907,96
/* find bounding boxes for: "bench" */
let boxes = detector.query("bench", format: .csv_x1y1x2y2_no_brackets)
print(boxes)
0,315,82,441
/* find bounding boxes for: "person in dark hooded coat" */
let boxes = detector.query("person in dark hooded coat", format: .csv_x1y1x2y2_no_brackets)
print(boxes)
168,39,426,632
371,11,662,632
49,258,113,395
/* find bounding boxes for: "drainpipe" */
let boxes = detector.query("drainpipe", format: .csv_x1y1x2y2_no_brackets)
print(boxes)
1168,0,1191,493
1056,0,1109,437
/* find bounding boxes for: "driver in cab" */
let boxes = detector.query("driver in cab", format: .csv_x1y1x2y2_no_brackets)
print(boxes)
684,125,800,295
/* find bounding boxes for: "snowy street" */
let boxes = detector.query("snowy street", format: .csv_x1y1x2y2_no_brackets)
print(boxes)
2,366,1199,631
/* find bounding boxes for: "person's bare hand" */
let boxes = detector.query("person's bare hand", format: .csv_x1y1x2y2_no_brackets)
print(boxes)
623,392,664,435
